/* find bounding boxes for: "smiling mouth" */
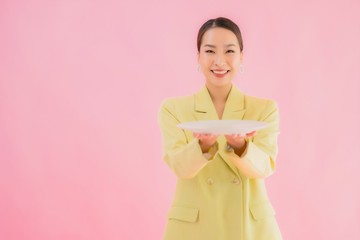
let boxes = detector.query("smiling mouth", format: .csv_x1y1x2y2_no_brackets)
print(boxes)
211,70,230,78
211,70,229,74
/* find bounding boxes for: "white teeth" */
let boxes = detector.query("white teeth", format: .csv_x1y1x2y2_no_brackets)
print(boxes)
213,70,228,74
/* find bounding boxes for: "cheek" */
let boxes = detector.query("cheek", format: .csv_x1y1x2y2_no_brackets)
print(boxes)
230,57,241,68
199,56,212,67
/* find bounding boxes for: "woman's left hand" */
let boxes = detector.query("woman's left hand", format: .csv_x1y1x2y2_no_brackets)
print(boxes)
225,131,256,155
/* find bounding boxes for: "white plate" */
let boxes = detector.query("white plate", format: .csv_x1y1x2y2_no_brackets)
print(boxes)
177,120,269,135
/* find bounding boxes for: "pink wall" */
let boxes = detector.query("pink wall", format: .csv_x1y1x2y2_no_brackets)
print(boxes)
1,0,359,239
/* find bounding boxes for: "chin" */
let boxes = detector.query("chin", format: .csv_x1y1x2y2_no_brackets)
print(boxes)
208,80,232,88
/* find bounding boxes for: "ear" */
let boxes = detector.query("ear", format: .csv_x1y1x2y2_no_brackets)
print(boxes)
197,51,200,63
240,51,244,63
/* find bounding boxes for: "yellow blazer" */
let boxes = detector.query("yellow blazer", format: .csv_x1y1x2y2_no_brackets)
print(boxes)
158,85,282,240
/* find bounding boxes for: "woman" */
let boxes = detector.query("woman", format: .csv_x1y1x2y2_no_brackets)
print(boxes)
158,17,282,240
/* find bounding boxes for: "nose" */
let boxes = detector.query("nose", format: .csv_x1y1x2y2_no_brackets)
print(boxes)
214,54,226,67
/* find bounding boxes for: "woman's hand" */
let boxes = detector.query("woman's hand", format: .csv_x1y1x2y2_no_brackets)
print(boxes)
193,133,218,153
225,131,256,156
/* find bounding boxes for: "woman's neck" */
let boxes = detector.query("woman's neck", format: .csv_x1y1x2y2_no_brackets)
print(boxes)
206,84,232,104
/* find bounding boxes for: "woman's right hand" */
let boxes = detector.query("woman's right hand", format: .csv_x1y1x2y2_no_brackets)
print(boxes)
193,133,218,153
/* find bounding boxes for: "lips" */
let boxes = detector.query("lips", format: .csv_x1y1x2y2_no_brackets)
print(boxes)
211,69,230,78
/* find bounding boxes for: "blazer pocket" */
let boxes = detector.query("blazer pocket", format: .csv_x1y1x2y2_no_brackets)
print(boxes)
168,206,199,223
250,201,275,221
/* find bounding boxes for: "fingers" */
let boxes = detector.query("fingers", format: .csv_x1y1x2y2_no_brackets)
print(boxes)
193,131,256,153
194,131,256,138
225,131,257,139
224,134,244,140
193,133,218,139
225,132,253,147
225,134,242,138
224,134,243,146
194,131,255,142
193,133,218,143
246,131,257,137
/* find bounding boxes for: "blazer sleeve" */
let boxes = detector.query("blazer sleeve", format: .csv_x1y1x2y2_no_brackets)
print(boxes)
222,100,280,179
158,99,210,179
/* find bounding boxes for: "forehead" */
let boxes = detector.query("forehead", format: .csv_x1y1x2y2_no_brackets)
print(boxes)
201,27,239,47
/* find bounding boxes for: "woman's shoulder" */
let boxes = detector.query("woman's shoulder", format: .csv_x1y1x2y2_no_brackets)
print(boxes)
243,93,279,115
245,93,277,105
161,94,193,103
159,94,195,111
232,85,277,107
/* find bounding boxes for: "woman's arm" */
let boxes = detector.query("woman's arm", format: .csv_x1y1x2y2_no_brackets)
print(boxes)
158,99,212,179
222,100,280,179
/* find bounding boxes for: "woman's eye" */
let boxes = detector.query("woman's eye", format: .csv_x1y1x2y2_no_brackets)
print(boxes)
227,50,235,53
205,50,214,53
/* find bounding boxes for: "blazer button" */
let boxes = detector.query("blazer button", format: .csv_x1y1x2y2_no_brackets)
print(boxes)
207,178,214,185
232,178,240,185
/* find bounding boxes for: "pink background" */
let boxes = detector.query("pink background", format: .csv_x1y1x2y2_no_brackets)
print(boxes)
1,0,359,239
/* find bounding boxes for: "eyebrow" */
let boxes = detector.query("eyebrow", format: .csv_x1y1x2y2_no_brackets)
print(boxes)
203,44,237,48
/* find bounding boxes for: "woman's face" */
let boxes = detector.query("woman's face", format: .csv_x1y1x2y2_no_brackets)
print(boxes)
198,27,243,88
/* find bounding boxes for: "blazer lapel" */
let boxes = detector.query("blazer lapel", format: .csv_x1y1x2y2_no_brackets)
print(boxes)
194,87,219,121
194,85,247,121
221,86,246,120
